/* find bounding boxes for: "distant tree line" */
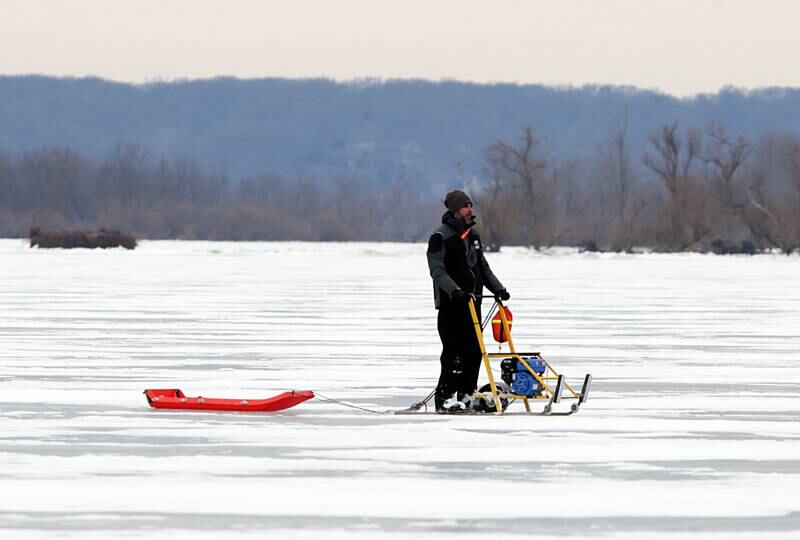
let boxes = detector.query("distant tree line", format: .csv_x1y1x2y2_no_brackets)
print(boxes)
473,122,800,254
0,143,437,242
1,121,799,253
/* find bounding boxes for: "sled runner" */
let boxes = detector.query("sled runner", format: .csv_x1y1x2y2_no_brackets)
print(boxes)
143,388,314,412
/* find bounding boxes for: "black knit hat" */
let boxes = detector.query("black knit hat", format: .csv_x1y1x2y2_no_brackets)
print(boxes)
444,190,472,212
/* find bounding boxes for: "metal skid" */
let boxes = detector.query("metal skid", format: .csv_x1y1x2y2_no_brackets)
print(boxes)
468,298,592,415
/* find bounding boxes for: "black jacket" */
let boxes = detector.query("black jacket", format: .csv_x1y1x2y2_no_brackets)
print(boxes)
426,212,504,309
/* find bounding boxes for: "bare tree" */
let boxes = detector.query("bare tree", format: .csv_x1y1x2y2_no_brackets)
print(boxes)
484,127,551,248
599,110,642,251
13,148,94,221
0,150,17,209
702,122,751,240
100,143,151,207
643,122,707,250
472,164,517,250
785,138,800,251
744,134,800,253
544,157,583,247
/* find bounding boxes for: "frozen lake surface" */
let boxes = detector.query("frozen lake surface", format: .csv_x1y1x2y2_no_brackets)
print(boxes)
1,239,799,539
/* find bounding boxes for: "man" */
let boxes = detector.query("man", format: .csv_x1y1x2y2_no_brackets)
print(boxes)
426,189,510,413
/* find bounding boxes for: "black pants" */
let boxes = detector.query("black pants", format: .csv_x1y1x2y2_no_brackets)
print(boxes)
434,302,482,410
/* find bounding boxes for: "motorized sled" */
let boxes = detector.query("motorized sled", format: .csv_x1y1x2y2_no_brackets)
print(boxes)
426,296,592,415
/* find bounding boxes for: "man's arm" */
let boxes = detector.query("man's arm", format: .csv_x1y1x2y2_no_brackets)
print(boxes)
427,232,460,297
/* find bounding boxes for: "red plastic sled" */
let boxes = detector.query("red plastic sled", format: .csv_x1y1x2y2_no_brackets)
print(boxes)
144,388,314,412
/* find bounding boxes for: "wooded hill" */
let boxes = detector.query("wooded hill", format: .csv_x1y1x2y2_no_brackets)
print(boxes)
1,76,799,252
2,75,800,184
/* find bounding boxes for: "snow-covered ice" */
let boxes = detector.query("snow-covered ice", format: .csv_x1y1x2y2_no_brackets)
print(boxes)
1,239,799,539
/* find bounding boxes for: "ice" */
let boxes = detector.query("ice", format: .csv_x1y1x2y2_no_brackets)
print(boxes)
1,239,799,538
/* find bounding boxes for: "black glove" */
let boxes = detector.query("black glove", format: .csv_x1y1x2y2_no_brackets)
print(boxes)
497,289,510,301
451,289,473,304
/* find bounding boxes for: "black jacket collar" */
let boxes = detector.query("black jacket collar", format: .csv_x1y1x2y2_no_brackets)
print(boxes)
442,211,476,235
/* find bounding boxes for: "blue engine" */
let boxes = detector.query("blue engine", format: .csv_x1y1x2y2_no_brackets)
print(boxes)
501,357,545,397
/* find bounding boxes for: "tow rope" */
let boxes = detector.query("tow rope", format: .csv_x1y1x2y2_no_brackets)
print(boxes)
313,391,388,414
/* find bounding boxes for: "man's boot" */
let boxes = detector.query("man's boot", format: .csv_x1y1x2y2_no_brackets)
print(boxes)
438,391,474,414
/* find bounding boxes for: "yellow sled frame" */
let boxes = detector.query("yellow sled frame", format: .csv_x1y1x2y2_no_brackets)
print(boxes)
468,298,591,415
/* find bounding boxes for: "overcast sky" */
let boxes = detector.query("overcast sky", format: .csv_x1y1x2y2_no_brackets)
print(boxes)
3,0,799,96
